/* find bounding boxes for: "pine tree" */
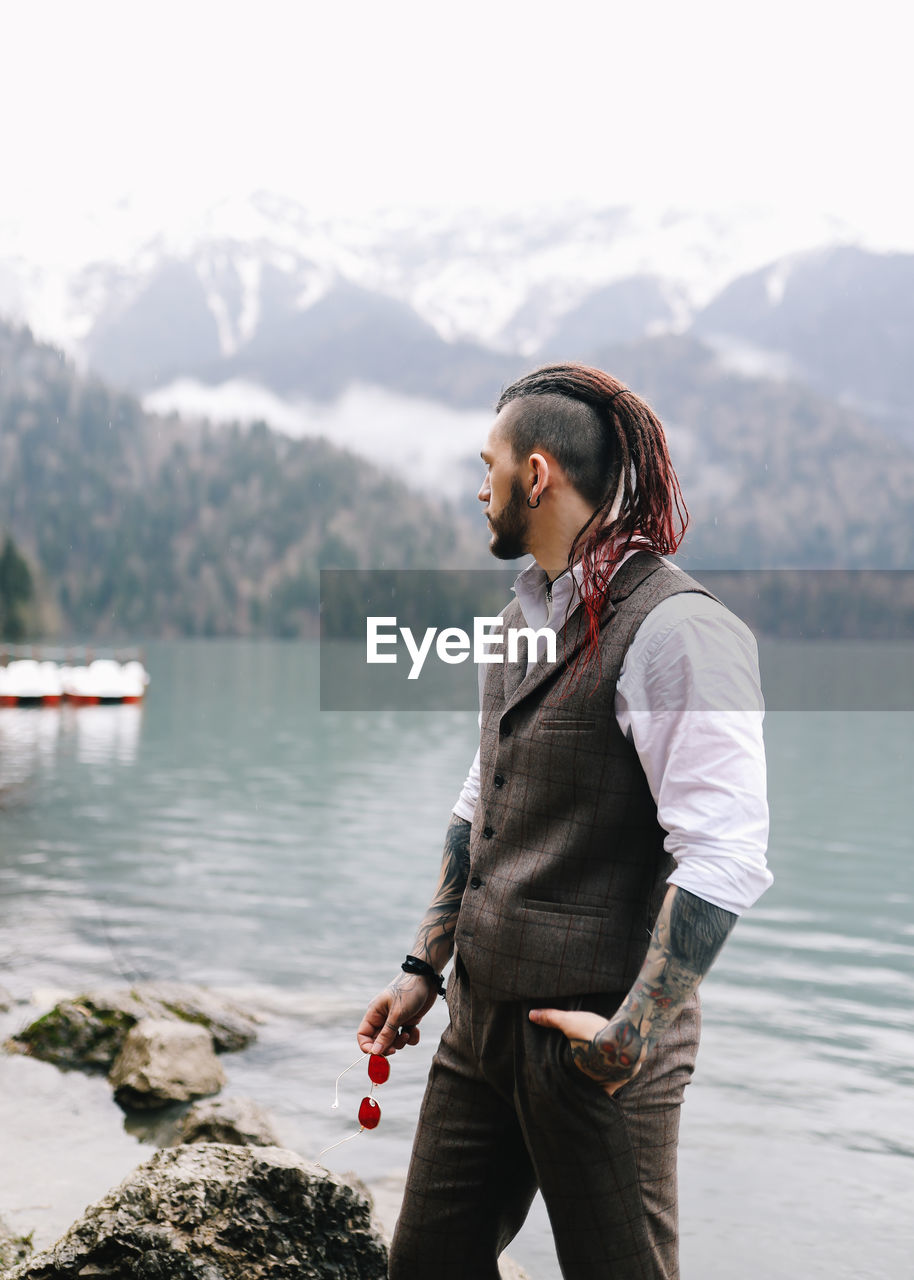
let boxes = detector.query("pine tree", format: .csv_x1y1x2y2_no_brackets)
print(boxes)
0,534,34,641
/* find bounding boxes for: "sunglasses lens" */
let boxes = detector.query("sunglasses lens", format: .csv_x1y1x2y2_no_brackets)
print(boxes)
367,1054,391,1085
359,1096,381,1129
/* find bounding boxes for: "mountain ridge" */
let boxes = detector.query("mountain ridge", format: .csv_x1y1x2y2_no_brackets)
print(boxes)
0,194,868,368
4,195,909,442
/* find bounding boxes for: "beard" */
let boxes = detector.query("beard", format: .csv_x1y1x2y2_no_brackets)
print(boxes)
487,474,530,560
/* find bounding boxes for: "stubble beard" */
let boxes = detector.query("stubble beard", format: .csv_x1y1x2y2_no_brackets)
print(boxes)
487,475,530,561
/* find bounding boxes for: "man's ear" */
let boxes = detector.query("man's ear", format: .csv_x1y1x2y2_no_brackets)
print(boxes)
529,452,551,494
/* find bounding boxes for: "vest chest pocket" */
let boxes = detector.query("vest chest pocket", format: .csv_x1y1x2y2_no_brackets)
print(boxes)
522,896,617,921
538,716,596,732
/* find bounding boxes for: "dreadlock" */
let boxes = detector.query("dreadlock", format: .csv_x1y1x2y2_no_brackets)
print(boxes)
496,363,688,677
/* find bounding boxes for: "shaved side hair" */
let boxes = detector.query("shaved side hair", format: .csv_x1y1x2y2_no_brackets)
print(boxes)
497,391,616,508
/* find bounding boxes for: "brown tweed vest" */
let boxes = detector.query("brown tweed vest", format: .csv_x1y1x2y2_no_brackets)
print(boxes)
454,551,717,1002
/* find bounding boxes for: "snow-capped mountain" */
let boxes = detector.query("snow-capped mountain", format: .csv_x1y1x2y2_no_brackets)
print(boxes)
0,191,861,365
692,245,914,424
3,191,911,457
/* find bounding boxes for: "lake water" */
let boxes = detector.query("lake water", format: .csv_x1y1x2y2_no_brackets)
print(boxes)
0,640,912,1278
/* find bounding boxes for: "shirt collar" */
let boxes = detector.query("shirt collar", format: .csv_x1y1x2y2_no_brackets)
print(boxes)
511,559,586,631
511,546,651,631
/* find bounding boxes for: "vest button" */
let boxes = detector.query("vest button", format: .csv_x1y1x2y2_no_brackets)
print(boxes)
501,721,512,736
470,875,482,889
482,826,494,839
493,774,505,788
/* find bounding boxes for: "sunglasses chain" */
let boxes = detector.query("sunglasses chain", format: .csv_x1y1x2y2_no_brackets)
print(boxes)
316,1052,391,1160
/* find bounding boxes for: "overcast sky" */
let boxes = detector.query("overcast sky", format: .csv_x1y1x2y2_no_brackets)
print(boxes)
3,0,913,245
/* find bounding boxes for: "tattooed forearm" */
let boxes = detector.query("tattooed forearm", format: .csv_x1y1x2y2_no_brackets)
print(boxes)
666,889,736,972
411,815,471,973
445,813,472,882
573,886,737,1086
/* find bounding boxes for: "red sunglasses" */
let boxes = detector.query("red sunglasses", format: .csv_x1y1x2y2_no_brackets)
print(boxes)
316,1052,391,1159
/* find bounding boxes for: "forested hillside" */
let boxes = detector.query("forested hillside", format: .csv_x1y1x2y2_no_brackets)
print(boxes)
0,321,483,639
4,311,914,642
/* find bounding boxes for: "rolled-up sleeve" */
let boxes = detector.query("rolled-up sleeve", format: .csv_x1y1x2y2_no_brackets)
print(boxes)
453,626,495,824
453,745,481,823
616,593,773,915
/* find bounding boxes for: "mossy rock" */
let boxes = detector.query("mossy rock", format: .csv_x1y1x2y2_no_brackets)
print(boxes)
6,984,260,1072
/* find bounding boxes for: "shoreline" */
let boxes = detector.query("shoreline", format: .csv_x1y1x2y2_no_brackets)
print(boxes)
0,992,533,1279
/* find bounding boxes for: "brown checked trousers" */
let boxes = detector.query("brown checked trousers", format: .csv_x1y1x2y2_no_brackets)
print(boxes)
389,956,701,1280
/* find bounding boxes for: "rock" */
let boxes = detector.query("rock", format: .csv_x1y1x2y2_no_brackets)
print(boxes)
0,1216,33,1270
168,1096,282,1148
134,983,261,1053
5,983,260,1071
110,1019,226,1111
122,1253,224,1278
6,1142,388,1280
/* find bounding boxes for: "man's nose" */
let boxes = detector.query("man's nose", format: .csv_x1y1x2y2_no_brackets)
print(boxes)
478,474,490,503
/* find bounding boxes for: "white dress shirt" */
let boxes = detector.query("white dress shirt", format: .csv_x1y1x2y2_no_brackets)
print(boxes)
452,554,772,915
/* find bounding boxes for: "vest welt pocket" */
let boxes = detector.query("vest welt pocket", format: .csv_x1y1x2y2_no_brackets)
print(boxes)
538,717,597,732
522,896,617,921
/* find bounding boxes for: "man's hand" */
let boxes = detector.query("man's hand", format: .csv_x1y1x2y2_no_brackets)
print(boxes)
530,886,737,1096
529,1007,645,1095
357,972,440,1057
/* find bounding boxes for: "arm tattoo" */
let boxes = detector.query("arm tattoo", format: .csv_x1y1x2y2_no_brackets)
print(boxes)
412,815,470,970
572,887,737,1086
444,813,472,882
666,889,736,972
571,1019,645,1083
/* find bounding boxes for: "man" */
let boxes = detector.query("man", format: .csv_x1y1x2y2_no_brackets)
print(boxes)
357,363,771,1279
